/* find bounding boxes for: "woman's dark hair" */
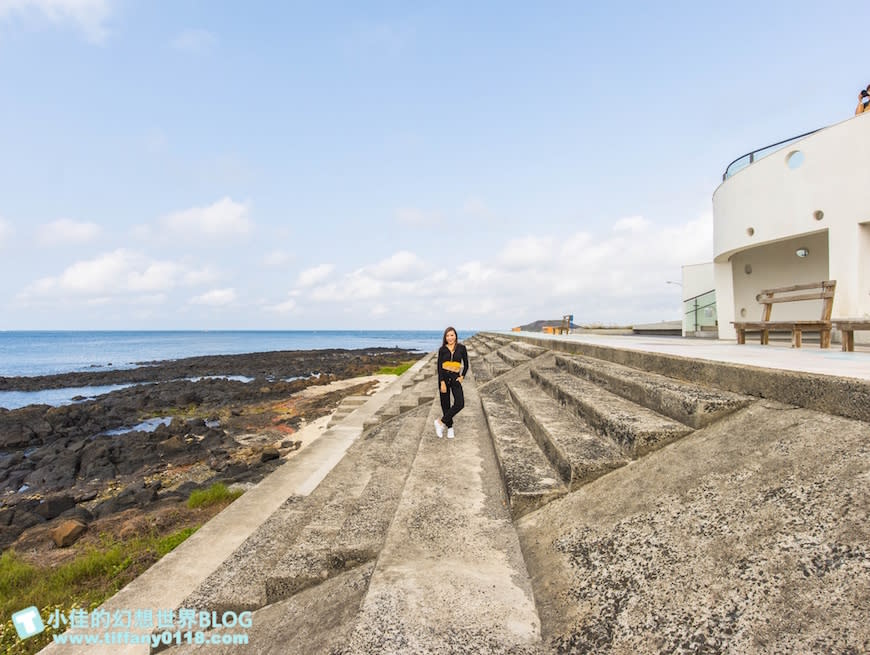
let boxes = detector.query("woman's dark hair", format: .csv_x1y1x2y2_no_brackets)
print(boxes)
442,326,458,347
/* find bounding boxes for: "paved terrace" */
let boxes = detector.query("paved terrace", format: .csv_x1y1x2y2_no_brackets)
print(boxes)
500,330,870,382
39,332,870,654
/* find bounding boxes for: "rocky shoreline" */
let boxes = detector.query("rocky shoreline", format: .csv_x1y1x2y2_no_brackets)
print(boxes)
0,347,421,554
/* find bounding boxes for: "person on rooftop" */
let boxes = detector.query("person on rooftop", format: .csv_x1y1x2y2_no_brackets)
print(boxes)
855,84,870,115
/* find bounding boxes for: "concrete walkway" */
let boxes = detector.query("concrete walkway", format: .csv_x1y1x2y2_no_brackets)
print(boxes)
501,331,870,381
342,379,543,654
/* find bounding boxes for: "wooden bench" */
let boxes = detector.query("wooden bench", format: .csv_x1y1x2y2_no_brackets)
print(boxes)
832,319,870,351
732,280,836,348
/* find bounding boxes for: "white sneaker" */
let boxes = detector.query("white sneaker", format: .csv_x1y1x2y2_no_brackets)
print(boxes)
447,427,455,439
434,419,444,438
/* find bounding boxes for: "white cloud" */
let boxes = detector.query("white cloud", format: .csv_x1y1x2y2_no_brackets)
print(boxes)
499,236,554,270
190,288,236,306
17,249,202,300
0,0,113,43
128,261,182,292
170,28,217,54
12,211,712,328
297,263,333,287
456,261,495,284
289,212,711,327
301,251,430,305
183,267,220,286
267,297,297,314
368,251,424,280
37,218,101,245
613,215,651,232
160,197,252,239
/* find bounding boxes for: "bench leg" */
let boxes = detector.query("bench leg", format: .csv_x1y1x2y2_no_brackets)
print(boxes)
760,329,769,345
842,330,854,352
792,329,802,348
736,329,745,345
820,329,831,349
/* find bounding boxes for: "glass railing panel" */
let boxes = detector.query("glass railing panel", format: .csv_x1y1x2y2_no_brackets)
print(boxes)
683,290,717,332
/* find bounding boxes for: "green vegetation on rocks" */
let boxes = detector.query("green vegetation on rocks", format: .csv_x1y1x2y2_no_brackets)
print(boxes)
187,482,244,509
0,526,197,655
376,361,417,376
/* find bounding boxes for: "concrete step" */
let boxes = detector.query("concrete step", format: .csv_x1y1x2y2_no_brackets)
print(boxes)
398,394,421,413
181,406,426,613
554,353,751,429
484,351,512,378
326,396,371,427
473,336,500,353
530,364,693,457
496,345,531,367
161,564,376,655
510,341,549,359
479,381,567,518
342,382,544,653
264,404,429,604
506,376,629,490
470,361,493,384
360,380,435,432
466,337,491,355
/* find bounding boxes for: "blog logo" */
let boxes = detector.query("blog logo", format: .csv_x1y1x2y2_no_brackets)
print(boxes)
12,606,45,640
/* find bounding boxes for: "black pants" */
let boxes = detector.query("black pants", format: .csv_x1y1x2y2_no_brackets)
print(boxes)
439,379,464,428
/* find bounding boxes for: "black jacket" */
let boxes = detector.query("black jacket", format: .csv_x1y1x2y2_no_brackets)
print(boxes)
437,343,469,384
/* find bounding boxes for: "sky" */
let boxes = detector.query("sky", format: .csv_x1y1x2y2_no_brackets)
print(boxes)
0,1,868,331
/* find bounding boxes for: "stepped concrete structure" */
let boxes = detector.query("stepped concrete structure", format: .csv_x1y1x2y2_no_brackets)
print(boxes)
40,332,870,654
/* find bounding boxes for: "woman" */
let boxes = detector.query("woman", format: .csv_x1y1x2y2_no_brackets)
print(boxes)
434,326,469,439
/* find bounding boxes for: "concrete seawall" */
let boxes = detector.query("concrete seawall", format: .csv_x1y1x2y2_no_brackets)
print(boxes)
40,332,870,654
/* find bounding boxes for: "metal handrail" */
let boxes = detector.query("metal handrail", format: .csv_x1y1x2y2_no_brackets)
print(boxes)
682,288,715,304
722,127,823,181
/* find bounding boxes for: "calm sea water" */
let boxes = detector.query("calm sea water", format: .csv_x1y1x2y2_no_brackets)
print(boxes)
0,330,477,378
0,330,478,410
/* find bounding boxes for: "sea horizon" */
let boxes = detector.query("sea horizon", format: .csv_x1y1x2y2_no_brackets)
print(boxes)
0,329,484,379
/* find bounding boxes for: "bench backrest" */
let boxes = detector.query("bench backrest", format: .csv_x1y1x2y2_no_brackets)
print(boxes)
756,280,836,321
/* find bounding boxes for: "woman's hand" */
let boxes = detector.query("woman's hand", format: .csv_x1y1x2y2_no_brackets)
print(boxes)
457,375,464,384
440,381,447,393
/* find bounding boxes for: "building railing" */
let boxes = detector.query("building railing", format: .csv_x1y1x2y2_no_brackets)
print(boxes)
683,289,717,333
722,127,823,181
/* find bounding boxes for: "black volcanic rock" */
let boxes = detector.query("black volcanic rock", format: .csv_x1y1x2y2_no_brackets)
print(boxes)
0,346,421,549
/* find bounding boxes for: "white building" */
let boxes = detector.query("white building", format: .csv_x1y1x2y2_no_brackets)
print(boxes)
708,111,870,343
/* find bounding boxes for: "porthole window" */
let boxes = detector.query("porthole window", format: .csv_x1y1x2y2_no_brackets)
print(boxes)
740,308,747,317
746,227,755,236
786,150,804,169
813,210,824,221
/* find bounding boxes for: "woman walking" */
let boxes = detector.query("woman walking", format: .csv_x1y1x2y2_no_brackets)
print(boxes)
434,326,469,439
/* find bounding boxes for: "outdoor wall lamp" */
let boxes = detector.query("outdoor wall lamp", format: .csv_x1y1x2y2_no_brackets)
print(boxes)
795,248,810,258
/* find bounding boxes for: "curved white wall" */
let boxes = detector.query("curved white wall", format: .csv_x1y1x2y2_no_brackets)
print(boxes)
713,113,870,339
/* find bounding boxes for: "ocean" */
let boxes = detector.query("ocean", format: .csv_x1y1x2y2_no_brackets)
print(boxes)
0,330,479,410
0,330,479,378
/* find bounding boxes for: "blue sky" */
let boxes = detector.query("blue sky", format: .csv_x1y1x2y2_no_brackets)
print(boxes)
0,1,867,330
